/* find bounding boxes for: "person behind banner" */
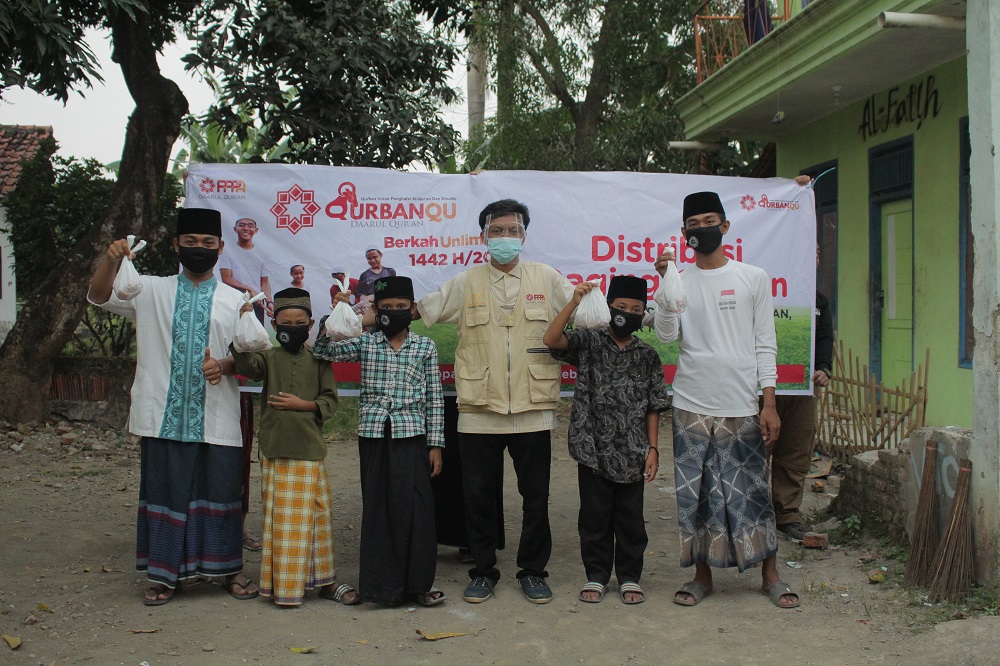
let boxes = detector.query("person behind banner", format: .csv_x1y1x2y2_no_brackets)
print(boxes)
313,276,447,607
652,191,798,610
544,275,671,605
768,244,835,542
413,199,576,605
230,288,359,607
87,208,259,606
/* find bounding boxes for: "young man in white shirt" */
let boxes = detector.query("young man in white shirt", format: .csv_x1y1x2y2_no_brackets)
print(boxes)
218,217,272,322
654,191,798,609
88,208,258,606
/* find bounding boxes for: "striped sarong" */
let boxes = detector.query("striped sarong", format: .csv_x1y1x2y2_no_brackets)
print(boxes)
136,438,244,588
672,408,778,572
259,457,336,606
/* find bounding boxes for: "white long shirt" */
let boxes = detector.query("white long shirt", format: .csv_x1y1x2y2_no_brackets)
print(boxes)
89,274,244,446
654,260,777,417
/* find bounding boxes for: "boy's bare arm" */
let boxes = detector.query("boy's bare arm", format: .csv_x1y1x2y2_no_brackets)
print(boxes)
543,282,593,349
644,411,660,483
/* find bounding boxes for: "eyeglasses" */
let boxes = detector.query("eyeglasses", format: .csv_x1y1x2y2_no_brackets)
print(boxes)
485,224,526,238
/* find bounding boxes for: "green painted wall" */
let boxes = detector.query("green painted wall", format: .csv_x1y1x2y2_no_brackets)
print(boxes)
777,57,971,427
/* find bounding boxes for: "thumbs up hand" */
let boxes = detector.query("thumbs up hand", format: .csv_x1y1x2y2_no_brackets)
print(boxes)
202,347,223,385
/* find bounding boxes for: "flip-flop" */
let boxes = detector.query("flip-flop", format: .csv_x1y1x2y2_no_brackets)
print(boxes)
319,582,361,605
242,535,263,552
416,587,447,607
619,581,645,605
762,580,800,609
143,584,176,606
673,580,712,607
225,573,260,600
579,582,606,603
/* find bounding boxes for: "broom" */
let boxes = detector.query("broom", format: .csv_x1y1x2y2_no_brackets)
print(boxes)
927,459,974,604
904,441,939,587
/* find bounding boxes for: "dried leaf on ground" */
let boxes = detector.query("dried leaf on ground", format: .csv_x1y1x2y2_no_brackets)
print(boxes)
2,634,21,649
129,629,160,634
35,603,53,613
289,645,319,653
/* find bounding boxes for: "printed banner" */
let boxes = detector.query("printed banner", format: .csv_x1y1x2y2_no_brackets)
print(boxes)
186,164,817,394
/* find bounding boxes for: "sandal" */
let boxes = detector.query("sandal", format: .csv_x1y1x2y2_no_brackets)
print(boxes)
762,580,800,609
673,580,712,607
619,581,645,605
416,587,447,607
143,584,176,606
225,573,260,600
242,535,263,552
319,582,361,605
579,582,606,604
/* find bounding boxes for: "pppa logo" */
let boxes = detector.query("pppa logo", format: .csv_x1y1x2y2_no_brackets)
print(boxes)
525,293,545,302
270,184,322,235
199,177,215,193
740,194,756,211
217,179,246,193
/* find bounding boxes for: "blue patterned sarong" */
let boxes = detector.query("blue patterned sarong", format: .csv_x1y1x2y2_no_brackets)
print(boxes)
136,437,244,587
672,408,778,572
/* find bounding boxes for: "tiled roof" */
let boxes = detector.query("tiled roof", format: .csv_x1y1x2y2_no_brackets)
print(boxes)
0,125,53,195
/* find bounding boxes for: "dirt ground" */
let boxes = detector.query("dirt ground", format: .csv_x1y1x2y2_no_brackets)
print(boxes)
1,416,997,665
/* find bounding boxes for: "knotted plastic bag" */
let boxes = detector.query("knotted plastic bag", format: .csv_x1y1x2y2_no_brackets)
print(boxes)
112,235,148,300
232,292,272,352
324,276,363,340
654,248,686,313
574,279,611,329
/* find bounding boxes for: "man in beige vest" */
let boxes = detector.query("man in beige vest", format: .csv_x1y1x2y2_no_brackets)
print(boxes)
417,199,574,604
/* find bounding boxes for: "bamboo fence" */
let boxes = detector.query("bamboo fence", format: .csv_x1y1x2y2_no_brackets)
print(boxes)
814,340,929,456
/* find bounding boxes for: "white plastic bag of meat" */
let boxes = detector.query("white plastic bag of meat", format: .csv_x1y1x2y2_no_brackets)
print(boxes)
232,292,272,352
654,248,686,313
324,275,363,340
112,235,148,300
574,279,611,329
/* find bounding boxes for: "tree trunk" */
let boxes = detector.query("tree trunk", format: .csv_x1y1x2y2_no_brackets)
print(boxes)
0,7,188,424
495,0,517,128
467,6,488,143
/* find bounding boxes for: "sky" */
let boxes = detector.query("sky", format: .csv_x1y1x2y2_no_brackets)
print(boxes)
1,29,482,169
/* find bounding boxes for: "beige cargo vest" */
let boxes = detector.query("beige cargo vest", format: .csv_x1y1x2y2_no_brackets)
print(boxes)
454,262,562,414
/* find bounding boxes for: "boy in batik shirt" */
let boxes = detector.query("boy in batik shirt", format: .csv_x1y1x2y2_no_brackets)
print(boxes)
543,275,670,605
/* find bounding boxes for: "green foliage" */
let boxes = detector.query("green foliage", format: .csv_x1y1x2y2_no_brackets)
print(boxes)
186,0,461,169
0,0,193,102
842,514,862,537
1,145,182,357
0,140,112,289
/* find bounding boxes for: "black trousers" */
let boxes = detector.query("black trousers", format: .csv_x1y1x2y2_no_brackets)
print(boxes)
577,464,647,585
459,430,552,582
431,397,505,549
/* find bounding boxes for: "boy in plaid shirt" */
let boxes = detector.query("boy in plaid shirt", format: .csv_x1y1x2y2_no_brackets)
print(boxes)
313,275,446,606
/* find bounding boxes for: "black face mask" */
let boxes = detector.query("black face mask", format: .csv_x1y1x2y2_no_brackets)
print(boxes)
178,246,220,275
377,308,412,337
275,324,310,353
609,309,644,338
684,225,724,255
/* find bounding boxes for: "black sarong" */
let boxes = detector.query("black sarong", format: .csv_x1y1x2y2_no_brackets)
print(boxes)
358,430,437,605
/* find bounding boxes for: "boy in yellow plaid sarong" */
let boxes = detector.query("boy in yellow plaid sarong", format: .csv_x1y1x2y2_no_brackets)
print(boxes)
232,288,360,606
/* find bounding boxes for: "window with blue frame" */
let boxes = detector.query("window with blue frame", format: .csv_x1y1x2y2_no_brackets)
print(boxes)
959,117,973,368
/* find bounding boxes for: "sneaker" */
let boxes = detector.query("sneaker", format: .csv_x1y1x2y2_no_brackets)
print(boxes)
778,522,807,542
519,575,553,604
463,576,495,603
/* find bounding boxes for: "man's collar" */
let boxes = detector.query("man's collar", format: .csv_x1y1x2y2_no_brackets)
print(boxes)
178,272,216,287
489,261,522,282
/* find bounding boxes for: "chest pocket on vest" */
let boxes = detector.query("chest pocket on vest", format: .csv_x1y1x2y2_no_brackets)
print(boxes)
527,363,560,403
462,306,491,344
523,306,549,342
